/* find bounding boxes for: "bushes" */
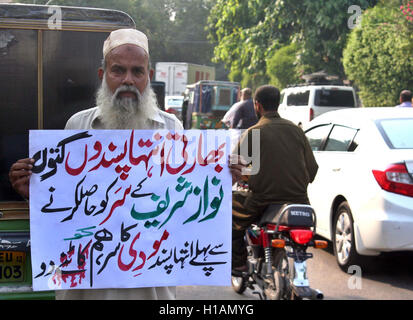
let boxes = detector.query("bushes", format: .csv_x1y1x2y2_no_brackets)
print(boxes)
266,43,300,90
343,4,413,107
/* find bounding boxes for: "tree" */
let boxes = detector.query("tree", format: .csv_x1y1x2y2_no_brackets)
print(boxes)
266,43,300,89
14,0,218,73
343,2,413,107
207,0,378,88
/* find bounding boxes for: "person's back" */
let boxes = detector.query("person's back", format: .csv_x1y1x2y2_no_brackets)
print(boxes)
230,85,318,271
222,88,258,129
231,98,258,129
244,113,316,205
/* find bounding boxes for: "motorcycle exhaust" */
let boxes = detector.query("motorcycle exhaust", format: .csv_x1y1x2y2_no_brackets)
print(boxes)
309,288,324,300
292,286,324,300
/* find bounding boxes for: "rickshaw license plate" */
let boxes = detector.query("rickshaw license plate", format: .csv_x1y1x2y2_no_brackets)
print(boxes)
0,251,26,283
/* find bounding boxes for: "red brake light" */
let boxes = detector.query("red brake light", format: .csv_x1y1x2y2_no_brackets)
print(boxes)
290,230,314,245
372,163,413,197
309,108,314,121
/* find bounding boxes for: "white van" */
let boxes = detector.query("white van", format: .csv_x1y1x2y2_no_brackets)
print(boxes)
278,85,358,127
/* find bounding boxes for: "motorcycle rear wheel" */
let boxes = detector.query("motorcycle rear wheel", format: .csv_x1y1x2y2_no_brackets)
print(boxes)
273,249,302,300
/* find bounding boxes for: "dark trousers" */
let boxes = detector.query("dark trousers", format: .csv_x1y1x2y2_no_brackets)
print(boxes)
232,191,267,268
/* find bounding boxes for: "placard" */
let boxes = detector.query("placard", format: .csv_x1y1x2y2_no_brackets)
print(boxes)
29,130,232,291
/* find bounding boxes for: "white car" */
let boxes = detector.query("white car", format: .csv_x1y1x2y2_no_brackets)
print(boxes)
304,107,413,271
279,85,358,127
165,95,184,120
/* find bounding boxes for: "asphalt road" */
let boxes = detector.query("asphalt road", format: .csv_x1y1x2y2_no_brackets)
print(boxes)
176,242,413,300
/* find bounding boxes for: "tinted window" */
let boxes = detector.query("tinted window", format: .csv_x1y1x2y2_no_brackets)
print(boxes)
287,91,310,106
377,119,413,149
324,125,359,152
305,124,332,151
314,90,355,107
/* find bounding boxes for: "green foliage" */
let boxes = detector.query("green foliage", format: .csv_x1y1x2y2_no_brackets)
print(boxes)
14,0,219,74
266,43,300,90
343,3,413,107
207,0,378,88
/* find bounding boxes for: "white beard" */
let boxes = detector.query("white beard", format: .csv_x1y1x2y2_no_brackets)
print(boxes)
96,77,159,129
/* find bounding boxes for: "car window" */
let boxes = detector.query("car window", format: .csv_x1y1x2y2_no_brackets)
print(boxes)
314,89,355,107
377,118,413,149
324,125,359,152
287,90,310,106
167,98,184,107
305,124,333,151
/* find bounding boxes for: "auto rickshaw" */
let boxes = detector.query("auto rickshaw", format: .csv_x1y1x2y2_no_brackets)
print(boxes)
0,3,135,300
183,80,240,129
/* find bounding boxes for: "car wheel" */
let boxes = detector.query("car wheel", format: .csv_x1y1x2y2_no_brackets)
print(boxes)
333,201,362,272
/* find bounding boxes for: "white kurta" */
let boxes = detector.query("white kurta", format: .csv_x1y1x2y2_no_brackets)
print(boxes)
55,106,183,300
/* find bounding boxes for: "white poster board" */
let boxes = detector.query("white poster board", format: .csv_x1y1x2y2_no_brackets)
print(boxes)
29,130,232,291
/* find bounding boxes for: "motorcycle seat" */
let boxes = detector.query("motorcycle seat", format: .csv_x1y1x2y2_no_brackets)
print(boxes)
258,204,315,228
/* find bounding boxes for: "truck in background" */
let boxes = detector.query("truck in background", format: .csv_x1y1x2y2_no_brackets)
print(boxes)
155,62,216,97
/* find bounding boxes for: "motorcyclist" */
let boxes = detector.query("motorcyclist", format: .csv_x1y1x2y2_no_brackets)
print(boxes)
229,85,318,273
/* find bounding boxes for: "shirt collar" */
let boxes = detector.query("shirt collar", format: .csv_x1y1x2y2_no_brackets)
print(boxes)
91,107,166,129
400,102,412,107
260,111,281,120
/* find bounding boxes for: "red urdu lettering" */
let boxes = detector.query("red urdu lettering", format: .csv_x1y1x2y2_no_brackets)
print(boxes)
89,141,102,162
118,232,141,271
132,251,146,273
89,140,128,172
65,145,88,176
99,185,132,225
138,139,153,148
148,230,170,260
129,130,153,169
61,270,86,288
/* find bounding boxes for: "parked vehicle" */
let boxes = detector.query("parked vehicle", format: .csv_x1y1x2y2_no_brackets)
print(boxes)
150,81,166,111
278,81,358,127
304,107,413,271
164,95,184,120
231,200,326,300
184,80,240,129
155,62,215,96
0,3,135,299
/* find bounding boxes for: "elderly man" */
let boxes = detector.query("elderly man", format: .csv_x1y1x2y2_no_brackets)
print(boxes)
8,28,182,300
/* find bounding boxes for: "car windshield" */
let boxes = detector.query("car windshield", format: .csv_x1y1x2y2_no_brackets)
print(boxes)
314,89,355,107
377,118,413,149
167,98,183,107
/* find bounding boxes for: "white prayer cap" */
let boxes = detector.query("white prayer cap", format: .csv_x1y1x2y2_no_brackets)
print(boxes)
103,28,149,58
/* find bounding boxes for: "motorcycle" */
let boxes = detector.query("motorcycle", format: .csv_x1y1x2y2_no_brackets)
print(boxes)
231,202,327,300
